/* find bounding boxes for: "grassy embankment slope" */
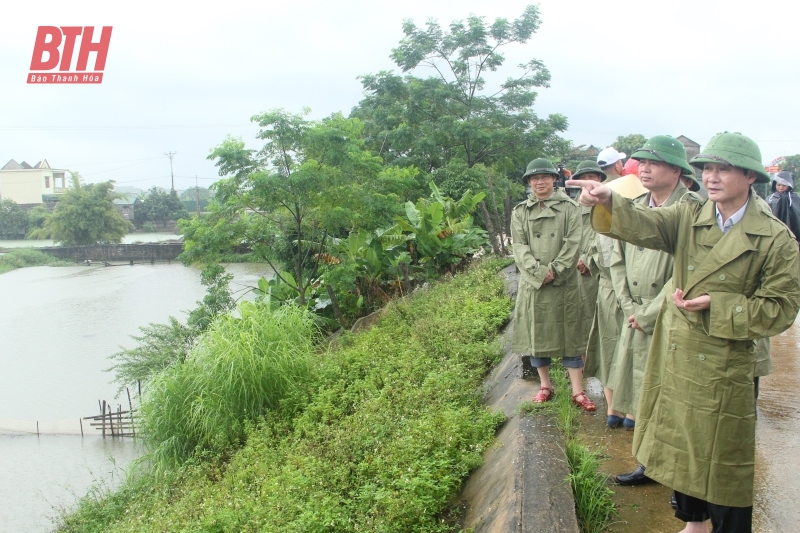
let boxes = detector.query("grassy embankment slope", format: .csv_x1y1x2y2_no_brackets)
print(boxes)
0,248,71,274
57,258,513,532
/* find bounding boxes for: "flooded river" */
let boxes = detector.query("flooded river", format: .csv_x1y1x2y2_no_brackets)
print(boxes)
0,260,270,533
583,320,800,532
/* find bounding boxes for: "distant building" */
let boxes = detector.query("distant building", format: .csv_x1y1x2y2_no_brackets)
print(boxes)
676,136,701,161
0,159,68,205
112,188,142,221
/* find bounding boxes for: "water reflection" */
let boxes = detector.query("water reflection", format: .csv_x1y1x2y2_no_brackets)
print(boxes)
0,233,181,249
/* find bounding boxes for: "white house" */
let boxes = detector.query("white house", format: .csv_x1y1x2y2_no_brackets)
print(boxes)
0,159,68,205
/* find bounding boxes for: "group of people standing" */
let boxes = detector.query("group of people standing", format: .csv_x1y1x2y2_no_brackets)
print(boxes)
511,132,800,533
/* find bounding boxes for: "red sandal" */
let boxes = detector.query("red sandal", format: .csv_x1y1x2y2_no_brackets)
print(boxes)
533,387,554,403
572,391,596,412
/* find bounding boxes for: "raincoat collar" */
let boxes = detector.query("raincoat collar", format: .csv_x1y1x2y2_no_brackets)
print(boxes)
692,193,772,237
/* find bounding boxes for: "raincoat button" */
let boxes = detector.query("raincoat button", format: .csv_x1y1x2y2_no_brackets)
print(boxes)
688,265,695,271
651,283,657,288
633,281,638,286
699,354,706,361
670,343,676,350
536,234,541,238
551,233,555,237
719,274,726,281
637,246,644,251
736,306,743,313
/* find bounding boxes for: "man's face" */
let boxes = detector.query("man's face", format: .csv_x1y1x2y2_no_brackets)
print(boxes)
776,183,790,193
582,172,603,183
702,163,756,207
638,159,680,194
614,160,625,175
527,173,556,199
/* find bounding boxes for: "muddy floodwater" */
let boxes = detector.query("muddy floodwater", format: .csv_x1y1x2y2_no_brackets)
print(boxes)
581,319,800,532
0,261,270,533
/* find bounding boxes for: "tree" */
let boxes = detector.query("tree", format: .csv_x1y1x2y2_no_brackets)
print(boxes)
179,186,212,202
612,134,647,159
134,187,189,228
0,199,29,239
30,179,133,245
181,110,420,305
780,155,800,175
351,5,568,199
26,205,51,237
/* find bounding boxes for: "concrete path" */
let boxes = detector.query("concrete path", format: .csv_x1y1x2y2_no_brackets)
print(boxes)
457,265,581,533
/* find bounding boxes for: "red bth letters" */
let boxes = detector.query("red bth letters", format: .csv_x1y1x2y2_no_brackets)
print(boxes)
28,26,112,84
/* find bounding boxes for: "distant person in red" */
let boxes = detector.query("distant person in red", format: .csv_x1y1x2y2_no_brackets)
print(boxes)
622,157,640,177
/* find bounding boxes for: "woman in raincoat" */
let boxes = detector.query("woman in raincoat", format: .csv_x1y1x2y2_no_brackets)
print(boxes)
511,158,595,411
569,132,800,532
766,170,800,242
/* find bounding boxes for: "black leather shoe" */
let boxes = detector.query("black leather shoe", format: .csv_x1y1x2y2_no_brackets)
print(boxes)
614,464,654,486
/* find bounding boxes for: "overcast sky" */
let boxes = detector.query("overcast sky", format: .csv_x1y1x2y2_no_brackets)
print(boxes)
2,0,799,191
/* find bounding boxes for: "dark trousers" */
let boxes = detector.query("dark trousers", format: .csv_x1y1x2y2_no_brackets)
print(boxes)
674,491,752,533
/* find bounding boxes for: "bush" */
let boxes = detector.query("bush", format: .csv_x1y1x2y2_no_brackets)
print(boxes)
137,303,317,472
0,248,71,274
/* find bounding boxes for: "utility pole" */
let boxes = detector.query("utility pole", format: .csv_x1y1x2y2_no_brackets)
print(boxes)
164,151,177,191
195,175,200,216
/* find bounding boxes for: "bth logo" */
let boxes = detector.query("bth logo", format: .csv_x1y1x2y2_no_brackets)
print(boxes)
28,26,112,84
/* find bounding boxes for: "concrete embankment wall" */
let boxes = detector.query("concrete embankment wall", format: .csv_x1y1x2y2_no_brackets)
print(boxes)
39,243,184,262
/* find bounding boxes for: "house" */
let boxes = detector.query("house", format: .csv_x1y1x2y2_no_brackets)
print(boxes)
112,186,143,222
676,136,701,161
0,159,68,205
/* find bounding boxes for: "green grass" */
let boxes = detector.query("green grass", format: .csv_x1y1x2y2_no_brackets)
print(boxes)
56,258,513,532
0,248,71,274
523,362,617,533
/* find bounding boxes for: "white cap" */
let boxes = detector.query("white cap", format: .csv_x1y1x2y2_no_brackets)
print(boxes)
597,147,626,167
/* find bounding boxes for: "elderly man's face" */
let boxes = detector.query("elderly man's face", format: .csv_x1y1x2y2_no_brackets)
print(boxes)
776,183,790,193
702,163,756,208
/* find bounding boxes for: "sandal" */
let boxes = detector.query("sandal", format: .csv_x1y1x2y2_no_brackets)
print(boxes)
533,387,554,403
572,391,596,412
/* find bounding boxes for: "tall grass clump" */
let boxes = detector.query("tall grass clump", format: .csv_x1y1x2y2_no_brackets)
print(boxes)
0,248,71,274
138,302,317,471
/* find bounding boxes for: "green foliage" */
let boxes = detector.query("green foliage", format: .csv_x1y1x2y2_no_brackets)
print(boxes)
107,265,236,392
179,186,212,202
29,181,133,245
0,199,28,239
133,187,189,229
0,248,71,274
780,154,800,174
352,5,569,196
396,183,488,276
57,259,513,533
612,134,647,159
138,303,317,472
26,205,51,237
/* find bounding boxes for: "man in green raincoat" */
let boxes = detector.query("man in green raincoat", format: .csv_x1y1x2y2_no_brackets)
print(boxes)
568,132,800,532
583,147,627,424
511,158,596,411
606,136,697,485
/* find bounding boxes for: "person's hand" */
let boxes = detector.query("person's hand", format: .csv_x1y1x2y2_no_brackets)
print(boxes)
628,314,643,331
577,259,590,276
565,179,612,207
672,288,710,312
542,270,555,285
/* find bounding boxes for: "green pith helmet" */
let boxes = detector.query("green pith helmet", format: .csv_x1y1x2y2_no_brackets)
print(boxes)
572,160,607,181
681,166,701,192
631,135,693,175
522,158,559,182
690,132,770,183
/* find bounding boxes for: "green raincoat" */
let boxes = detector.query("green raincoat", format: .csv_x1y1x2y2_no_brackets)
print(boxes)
607,183,690,416
576,204,599,350
511,190,582,358
592,190,800,507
